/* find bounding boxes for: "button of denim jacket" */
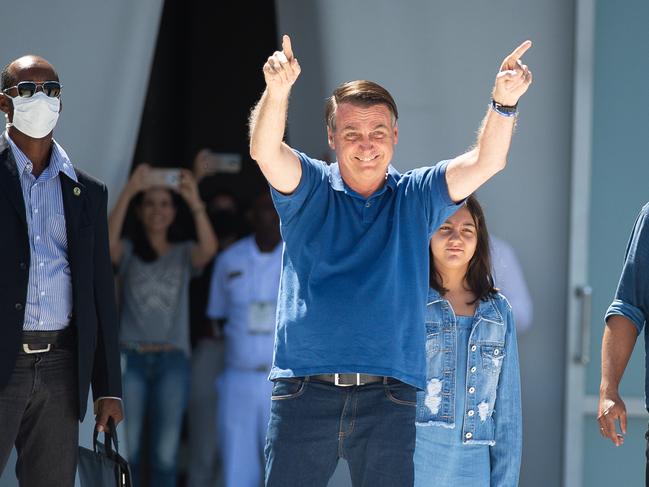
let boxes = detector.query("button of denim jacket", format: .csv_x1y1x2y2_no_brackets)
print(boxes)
494,348,500,355
468,386,475,394
470,366,477,373
470,345,477,352
467,410,475,417
465,432,473,439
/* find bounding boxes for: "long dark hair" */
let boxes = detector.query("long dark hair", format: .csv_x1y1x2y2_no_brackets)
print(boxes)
429,195,497,303
131,188,181,262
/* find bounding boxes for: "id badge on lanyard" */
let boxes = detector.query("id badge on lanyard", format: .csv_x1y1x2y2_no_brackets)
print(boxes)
247,301,276,334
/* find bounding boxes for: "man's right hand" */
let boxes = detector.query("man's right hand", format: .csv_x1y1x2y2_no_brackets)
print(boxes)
597,391,627,446
249,33,302,194
263,35,301,95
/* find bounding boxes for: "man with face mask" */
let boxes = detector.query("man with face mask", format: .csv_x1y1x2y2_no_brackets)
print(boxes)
0,55,123,486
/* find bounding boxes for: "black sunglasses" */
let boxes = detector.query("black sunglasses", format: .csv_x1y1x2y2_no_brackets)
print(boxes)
2,81,62,99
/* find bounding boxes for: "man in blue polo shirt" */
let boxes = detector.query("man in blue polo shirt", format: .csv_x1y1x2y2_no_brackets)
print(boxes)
598,203,649,485
249,34,533,486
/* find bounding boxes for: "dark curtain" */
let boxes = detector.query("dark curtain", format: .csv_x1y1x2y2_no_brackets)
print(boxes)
132,1,278,203
129,2,279,354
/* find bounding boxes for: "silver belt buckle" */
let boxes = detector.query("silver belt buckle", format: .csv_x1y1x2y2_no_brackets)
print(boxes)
22,344,51,354
334,373,363,387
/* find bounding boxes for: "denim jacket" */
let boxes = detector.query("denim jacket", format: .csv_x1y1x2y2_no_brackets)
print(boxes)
416,288,522,485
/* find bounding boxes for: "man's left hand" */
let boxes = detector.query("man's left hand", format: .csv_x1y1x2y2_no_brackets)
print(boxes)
492,40,533,107
94,398,124,433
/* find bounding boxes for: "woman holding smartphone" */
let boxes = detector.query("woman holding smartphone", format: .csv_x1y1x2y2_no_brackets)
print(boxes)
108,163,217,487
414,196,522,486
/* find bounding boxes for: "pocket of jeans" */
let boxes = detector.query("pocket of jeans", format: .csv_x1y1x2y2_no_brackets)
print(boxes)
384,381,417,406
271,378,306,401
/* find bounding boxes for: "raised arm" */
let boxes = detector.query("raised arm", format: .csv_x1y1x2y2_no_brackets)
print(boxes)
176,170,218,267
446,41,533,202
108,164,150,265
249,34,302,194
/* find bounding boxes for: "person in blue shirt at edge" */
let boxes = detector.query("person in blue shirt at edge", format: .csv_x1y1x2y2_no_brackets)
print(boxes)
249,34,532,487
414,196,521,486
598,203,649,486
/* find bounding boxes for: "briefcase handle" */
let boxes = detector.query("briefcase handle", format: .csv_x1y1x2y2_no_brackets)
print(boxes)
93,417,120,456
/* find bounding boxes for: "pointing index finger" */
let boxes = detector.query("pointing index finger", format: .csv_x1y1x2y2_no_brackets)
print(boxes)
508,40,532,62
282,35,294,61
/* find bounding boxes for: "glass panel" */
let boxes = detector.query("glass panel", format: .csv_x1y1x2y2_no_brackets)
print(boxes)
584,0,649,398
583,417,646,486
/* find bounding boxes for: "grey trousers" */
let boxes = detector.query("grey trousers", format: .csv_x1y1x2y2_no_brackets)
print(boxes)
0,347,79,487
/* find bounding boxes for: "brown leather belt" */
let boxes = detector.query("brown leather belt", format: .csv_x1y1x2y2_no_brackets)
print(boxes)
310,373,390,387
21,328,75,354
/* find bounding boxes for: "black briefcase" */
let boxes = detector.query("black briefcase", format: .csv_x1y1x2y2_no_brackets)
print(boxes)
78,419,132,487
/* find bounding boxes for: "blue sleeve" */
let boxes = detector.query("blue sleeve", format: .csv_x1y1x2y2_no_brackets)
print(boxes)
490,303,522,487
269,150,328,225
605,204,649,334
410,160,464,236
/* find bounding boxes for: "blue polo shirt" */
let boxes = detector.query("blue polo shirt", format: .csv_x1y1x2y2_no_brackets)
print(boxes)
270,151,462,388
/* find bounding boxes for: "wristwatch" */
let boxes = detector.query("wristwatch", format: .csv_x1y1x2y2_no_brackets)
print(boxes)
491,99,518,117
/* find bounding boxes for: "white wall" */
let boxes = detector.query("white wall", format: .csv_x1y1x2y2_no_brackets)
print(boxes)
276,1,575,486
0,0,164,206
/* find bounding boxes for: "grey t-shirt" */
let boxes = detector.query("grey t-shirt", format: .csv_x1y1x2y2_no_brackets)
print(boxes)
118,239,195,356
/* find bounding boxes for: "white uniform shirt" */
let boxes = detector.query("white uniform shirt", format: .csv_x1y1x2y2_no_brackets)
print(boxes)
490,235,533,333
206,236,282,370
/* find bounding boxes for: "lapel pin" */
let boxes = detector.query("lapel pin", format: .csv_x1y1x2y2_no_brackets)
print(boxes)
73,187,81,196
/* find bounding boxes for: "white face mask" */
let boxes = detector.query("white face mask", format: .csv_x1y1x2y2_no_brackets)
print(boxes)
6,91,60,139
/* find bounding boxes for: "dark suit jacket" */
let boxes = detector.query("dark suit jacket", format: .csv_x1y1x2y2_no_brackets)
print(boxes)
0,135,121,420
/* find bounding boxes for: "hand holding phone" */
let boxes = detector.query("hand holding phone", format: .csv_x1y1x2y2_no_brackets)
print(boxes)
194,149,242,180
145,168,182,189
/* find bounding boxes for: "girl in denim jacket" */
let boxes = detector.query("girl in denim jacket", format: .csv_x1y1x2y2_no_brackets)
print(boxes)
414,196,522,486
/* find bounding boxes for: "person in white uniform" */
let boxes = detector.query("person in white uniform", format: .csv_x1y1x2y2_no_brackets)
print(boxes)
490,234,533,333
206,190,281,487
187,189,242,487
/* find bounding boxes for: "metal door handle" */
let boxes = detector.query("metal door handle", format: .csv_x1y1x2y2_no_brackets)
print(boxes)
575,285,593,365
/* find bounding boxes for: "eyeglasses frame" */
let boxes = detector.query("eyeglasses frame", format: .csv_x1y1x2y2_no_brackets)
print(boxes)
1,80,63,99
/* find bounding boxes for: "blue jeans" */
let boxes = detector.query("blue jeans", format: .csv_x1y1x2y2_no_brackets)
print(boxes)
122,349,190,487
265,377,416,487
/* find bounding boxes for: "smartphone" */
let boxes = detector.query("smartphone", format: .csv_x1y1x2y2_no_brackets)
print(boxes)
146,168,181,188
197,150,242,175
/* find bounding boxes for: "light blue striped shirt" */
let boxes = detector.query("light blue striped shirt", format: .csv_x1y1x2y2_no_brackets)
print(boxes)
4,131,78,331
